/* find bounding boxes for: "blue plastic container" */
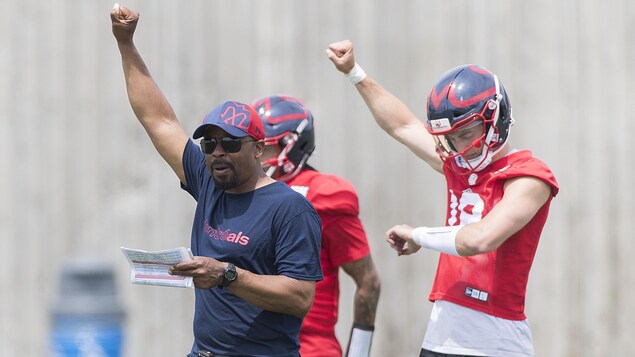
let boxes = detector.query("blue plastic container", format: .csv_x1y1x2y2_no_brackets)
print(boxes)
50,259,126,357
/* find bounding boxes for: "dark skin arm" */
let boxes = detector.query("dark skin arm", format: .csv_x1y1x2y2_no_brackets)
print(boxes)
111,3,189,184
341,255,381,326
170,257,316,319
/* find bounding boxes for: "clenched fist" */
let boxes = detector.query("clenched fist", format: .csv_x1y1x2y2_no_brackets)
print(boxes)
325,40,356,74
110,3,139,43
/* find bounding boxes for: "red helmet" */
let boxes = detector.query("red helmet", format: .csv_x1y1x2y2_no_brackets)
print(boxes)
252,95,315,181
426,64,514,173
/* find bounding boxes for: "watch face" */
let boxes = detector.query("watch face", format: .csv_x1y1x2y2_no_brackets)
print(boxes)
224,263,237,283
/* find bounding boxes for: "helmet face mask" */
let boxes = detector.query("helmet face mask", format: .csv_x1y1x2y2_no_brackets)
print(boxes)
252,95,316,181
434,119,487,160
426,65,514,174
261,139,282,177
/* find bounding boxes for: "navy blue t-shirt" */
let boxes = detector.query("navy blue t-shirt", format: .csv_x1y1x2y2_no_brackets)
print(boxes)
181,140,323,356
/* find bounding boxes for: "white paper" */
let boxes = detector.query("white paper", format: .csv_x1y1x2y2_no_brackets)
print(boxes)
121,246,194,288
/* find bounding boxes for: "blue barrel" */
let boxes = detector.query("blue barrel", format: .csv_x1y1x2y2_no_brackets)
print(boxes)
50,259,126,357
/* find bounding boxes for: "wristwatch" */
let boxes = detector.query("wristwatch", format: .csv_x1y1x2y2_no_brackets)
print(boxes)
219,262,237,288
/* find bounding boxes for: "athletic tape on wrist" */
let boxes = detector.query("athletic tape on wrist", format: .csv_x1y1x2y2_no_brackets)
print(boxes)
346,63,367,85
412,225,463,256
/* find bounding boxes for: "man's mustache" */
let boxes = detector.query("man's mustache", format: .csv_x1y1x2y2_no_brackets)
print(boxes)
211,159,235,171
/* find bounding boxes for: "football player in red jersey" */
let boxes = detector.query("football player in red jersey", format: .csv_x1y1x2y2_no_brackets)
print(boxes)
327,40,559,357
253,95,381,357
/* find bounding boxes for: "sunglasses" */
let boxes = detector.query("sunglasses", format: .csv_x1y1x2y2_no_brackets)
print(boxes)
200,137,256,154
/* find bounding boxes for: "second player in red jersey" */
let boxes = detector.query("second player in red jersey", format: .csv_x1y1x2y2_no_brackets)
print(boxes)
253,95,381,357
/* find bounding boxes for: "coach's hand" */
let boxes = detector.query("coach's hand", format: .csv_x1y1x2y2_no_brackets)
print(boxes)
169,256,225,290
111,3,139,43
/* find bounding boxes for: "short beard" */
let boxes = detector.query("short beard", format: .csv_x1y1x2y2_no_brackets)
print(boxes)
213,173,240,190
210,159,240,190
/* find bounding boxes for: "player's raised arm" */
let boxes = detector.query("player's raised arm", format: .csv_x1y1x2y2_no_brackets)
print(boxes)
111,3,189,183
326,40,442,172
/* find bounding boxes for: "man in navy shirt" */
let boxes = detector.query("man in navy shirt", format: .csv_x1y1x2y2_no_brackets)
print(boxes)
111,5,323,356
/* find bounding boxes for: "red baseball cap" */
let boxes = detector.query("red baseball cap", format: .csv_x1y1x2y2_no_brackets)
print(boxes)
193,101,265,140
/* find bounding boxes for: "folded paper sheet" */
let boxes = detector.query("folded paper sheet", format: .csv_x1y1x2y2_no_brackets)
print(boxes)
121,246,194,288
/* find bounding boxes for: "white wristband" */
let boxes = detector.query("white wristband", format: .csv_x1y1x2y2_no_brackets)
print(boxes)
346,63,367,85
346,325,374,357
412,225,463,256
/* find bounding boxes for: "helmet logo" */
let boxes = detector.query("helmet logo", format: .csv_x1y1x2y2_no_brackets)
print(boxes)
429,118,451,133
428,82,452,110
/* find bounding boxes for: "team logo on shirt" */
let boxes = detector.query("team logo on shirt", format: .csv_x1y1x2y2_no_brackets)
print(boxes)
203,220,250,246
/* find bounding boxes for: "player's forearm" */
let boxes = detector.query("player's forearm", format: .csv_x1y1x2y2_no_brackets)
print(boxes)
348,280,380,357
352,275,381,325
347,280,380,357
229,272,315,319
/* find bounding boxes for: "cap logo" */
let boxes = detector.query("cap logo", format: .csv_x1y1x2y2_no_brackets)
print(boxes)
221,102,251,131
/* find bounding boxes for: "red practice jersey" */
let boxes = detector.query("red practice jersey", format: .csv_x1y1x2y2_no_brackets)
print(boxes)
429,150,559,320
286,169,371,357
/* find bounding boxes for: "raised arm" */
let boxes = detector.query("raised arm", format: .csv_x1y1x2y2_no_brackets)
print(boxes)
326,40,443,173
111,4,189,183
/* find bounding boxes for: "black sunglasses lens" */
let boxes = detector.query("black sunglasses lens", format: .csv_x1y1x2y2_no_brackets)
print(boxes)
200,138,244,154
200,139,215,154
221,138,242,153
200,139,217,154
